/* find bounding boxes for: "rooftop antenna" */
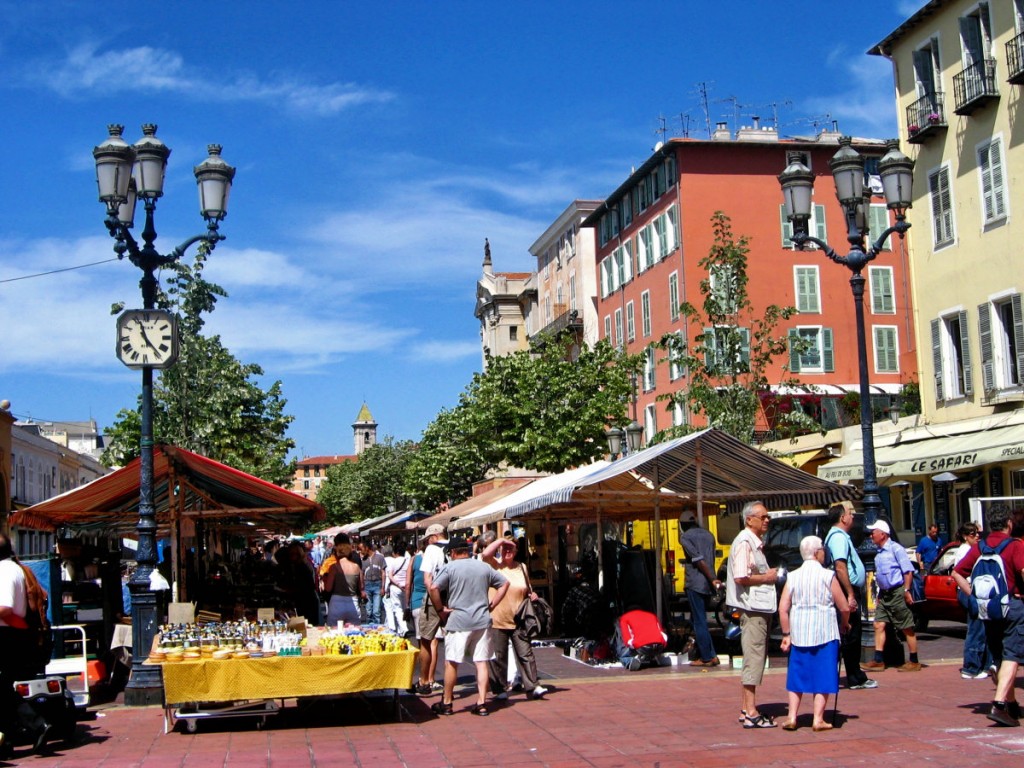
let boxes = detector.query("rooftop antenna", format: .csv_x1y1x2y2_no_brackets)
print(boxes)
678,112,691,138
695,81,713,138
654,114,667,146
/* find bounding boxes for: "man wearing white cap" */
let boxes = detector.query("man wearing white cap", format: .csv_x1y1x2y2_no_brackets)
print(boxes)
679,507,721,666
862,519,921,672
415,524,448,695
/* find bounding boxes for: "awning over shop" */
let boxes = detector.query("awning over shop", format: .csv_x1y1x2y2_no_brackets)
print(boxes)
410,478,539,532
451,462,611,528
365,509,429,532
817,423,1024,481
10,444,324,535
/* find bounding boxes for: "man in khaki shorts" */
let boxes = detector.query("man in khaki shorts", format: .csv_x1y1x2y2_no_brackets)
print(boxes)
415,524,448,695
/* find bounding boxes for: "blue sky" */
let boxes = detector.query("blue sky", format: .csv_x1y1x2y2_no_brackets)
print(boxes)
0,0,919,460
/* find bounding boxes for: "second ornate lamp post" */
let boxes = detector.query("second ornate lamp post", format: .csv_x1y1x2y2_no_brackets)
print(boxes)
778,136,914,522
93,124,235,705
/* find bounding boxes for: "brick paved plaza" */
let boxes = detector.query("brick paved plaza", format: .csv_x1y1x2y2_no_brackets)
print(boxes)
14,624,1024,767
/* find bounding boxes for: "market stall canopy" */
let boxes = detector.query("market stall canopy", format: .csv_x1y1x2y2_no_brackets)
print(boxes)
458,428,860,526
410,478,540,532
817,422,1024,481
10,444,324,534
365,509,429,533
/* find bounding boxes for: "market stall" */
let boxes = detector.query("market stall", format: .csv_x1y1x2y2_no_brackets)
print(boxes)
154,623,416,732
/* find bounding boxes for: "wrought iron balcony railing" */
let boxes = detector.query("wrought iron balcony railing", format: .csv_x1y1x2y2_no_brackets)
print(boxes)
953,58,999,114
906,92,948,144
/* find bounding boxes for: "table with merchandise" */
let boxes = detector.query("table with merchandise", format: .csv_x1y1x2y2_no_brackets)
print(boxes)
151,622,416,732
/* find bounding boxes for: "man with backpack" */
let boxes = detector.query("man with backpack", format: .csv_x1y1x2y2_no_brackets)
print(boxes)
823,503,877,690
953,504,1024,727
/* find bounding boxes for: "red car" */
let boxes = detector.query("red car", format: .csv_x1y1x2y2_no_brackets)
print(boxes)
911,542,968,631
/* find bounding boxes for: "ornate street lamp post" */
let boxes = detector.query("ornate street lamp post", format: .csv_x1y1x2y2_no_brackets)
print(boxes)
93,124,235,705
778,136,914,522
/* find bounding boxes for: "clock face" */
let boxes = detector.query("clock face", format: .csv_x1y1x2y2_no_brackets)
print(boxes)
116,310,178,369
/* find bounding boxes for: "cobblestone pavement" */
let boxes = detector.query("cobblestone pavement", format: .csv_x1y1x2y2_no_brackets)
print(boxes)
10,622,1023,767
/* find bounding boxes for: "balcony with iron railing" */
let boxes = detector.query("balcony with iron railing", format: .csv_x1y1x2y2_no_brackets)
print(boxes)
906,92,948,144
1007,32,1024,84
531,304,583,343
953,58,999,114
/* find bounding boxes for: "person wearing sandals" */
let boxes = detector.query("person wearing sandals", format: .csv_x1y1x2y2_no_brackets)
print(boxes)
778,536,850,732
428,536,509,717
726,501,779,728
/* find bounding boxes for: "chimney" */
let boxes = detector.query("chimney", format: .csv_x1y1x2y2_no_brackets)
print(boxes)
712,122,731,141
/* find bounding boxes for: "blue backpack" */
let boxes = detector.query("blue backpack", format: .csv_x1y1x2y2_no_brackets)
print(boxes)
969,539,1012,621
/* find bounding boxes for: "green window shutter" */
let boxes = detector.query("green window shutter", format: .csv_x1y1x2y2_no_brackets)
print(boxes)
788,328,801,372
978,302,994,391
874,327,897,373
931,319,945,401
822,328,834,372
959,309,973,396
870,268,894,314
740,327,751,372
1013,294,1024,386
869,205,891,250
780,204,794,248
814,204,827,242
796,267,819,313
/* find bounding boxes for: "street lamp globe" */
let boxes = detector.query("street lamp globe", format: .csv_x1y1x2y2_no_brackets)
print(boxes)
828,136,865,210
92,125,136,209
878,139,915,215
116,179,138,229
194,144,236,222
132,124,171,200
777,152,814,222
605,426,624,457
625,420,643,454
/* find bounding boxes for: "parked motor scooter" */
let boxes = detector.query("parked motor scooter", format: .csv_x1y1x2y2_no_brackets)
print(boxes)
9,674,77,747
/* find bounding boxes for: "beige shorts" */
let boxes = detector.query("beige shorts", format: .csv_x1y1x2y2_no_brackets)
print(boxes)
740,611,771,686
443,628,494,663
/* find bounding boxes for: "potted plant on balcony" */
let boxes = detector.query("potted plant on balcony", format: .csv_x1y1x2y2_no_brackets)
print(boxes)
908,123,920,135
927,112,941,124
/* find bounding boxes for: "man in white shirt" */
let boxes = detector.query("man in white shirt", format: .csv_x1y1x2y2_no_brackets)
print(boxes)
415,525,448,696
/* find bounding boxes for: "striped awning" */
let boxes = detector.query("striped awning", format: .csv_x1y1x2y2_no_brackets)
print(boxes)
10,444,324,534
500,428,859,520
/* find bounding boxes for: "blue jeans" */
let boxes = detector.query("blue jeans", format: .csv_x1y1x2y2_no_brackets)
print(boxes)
686,588,716,662
364,582,383,624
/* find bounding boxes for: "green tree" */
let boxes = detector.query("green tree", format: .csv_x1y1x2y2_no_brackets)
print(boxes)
659,211,817,444
403,406,493,511
317,438,416,524
102,246,296,485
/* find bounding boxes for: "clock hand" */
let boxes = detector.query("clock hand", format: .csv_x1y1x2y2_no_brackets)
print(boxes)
140,328,159,351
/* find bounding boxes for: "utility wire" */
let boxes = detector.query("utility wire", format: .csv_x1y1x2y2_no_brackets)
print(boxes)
0,257,120,284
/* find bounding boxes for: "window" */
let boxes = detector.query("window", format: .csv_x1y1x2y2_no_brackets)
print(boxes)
788,327,834,373
509,326,518,342
668,331,685,381
303,480,310,490
303,467,310,477
874,326,899,373
869,266,895,314
978,293,1024,392
868,204,893,250
643,346,657,391
710,264,740,314
665,205,679,256
931,311,973,401
644,403,658,443
794,266,820,314
600,258,612,298
978,137,1007,224
913,39,941,107
781,204,827,248
626,301,636,342
668,272,680,322
672,401,685,428
614,309,624,348
569,271,577,312
929,165,955,247
960,4,994,69
314,468,321,477
614,243,633,287
705,326,751,374
604,315,612,341
641,291,652,338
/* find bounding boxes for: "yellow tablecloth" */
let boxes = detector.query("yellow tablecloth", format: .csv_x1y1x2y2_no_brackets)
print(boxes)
160,651,417,705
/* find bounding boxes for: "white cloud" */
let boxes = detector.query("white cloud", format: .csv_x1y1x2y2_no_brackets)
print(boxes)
803,47,899,138
28,43,394,116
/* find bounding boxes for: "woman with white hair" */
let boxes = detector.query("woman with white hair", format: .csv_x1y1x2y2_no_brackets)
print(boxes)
778,535,851,732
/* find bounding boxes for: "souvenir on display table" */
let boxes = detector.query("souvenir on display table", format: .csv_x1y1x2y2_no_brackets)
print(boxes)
153,621,416,732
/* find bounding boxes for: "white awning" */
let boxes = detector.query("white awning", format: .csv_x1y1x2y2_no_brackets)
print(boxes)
817,423,1024,481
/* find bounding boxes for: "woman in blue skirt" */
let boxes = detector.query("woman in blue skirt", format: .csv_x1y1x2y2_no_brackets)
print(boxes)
778,535,851,731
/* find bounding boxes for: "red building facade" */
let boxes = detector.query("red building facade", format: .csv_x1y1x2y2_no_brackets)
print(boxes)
584,130,918,442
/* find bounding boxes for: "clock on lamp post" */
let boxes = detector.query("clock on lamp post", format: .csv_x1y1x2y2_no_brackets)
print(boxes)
116,309,178,369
